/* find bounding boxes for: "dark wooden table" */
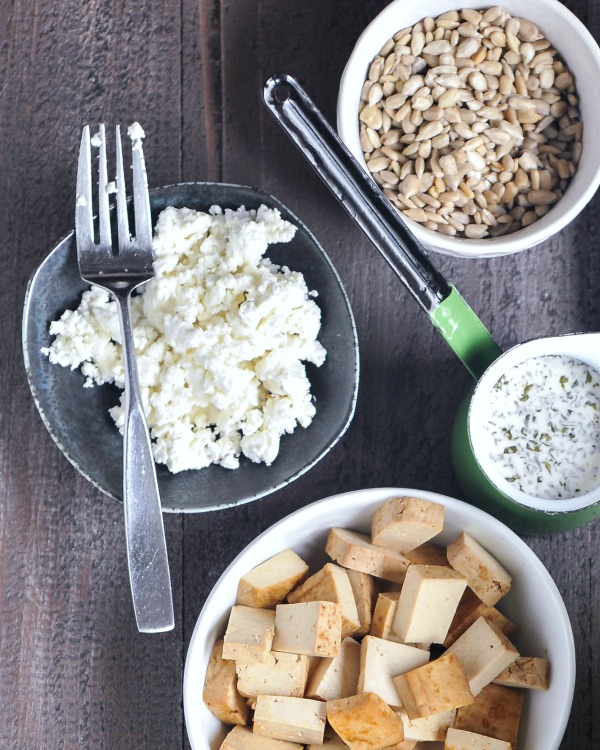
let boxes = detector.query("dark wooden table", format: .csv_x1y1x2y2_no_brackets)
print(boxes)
1,1,599,747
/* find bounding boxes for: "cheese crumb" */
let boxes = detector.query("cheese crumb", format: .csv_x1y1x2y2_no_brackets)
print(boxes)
127,121,146,142
42,204,326,472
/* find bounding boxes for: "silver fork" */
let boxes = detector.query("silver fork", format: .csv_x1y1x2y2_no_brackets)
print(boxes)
75,124,174,633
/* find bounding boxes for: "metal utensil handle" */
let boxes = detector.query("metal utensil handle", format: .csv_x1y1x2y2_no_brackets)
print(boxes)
263,73,452,315
116,292,174,634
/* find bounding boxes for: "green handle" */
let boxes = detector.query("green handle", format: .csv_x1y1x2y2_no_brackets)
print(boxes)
431,287,502,380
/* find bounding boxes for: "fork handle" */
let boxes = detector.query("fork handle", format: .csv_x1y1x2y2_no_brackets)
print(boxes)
114,291,174,633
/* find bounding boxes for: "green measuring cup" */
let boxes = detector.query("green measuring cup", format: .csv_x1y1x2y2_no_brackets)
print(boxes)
263,74,600,533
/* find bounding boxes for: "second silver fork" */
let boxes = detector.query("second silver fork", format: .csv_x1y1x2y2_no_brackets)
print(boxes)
75,124,174,633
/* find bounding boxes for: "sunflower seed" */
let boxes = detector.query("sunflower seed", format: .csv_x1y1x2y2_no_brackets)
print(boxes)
469,71,487,91
518,18,540,42
423,39,452,55
465,223,489,238
404,207,429,222
416,120,444,141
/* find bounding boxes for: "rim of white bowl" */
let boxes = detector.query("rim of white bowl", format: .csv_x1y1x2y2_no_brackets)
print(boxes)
469,332,600,512
183,486,575,750
337,0,600,258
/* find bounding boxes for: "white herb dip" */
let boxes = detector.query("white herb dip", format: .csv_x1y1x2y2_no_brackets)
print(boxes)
480,354,600,500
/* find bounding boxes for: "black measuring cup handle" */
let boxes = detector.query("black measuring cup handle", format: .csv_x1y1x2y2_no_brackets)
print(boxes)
263,73,501,380
263,73,451,315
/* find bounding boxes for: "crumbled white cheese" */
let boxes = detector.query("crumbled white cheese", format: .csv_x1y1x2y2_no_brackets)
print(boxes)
127,121,145,147
127,121,145,140
42,205,326,473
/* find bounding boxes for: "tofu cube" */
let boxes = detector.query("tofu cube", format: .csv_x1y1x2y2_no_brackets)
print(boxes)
445,727,511,750
371,496,444,553
309,727,418,750
327,692,405,750
346,569,377,637
220,725,303,749
393,565,467,645
237,549,309,609
370,591,403,643
273,601,342,657
493,656,550,690
253,695,327,745
405,543,450,567
306,636,361,701
288,563,361,638
445,617,519,696
447,533,511,606
222,606,275,663
235,651,309,698
306,654,322,681
326,528,410,583
392,652,474,720
202,640,249,725
455,683,523,748
358,635,429,706
396,707,456,741
307,728,350,748
443,588,515,648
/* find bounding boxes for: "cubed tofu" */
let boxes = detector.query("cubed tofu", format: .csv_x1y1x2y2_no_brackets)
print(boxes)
306,636,361,701
396,707,456,741
307,654,322,681
235,651,309,698
307,728,350,748
313,728,420,750
253,695,327,745
237,549,309,609
455,683,523,748
443,589,515,648
222,606,276,663
493,656,550,690
370,592,403,643
447,533,511,606
327,692,405,750
346,570,377,637
273,601,342,657
445,617,519,696
326,528,410,583
358,635,430,707
220,725,303,750
393,565,467,645
203,640,249,725
445,727,511,750
288,563,361,638
371,496,445,553
405,543,450,567
392,652,474,720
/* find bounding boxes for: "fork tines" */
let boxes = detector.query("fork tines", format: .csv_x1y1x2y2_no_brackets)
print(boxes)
75,123,153,254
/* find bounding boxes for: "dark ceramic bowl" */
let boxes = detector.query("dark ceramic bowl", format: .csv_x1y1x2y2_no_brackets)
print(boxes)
23,182,359,512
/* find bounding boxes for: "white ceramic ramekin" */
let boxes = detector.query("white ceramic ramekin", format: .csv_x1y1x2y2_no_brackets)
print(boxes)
338,0,600,257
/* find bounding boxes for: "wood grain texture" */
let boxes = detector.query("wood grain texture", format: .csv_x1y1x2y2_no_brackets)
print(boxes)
0,0,599,748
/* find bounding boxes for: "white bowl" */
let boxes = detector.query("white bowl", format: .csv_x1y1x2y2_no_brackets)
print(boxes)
183,487,575,750
337,0,600,258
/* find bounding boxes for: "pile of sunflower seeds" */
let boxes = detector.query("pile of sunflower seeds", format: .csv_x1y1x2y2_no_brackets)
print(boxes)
359,6,582,239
